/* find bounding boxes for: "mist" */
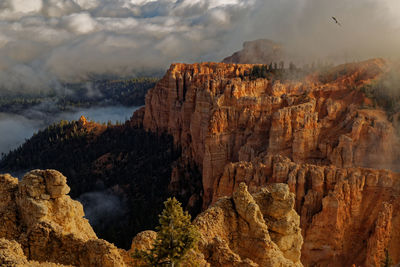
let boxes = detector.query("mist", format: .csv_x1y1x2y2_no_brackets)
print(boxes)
0,105,139,156
0,0,398,93
78,190,126,227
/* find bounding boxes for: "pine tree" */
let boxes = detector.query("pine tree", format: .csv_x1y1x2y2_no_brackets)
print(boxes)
133,197,199,266
382,249,393,267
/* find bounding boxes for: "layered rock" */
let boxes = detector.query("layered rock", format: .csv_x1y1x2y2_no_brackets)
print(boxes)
142,59,398,206
140,59,400,266
212,155,400,266
0,170,126,267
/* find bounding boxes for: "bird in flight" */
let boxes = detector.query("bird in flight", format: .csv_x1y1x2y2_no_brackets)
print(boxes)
332,16,342,26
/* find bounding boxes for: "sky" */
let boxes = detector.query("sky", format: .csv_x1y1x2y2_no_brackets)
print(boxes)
0,0,399,93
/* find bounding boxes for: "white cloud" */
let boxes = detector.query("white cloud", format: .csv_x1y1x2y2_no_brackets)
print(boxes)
62,12,98,34
11,0,43,13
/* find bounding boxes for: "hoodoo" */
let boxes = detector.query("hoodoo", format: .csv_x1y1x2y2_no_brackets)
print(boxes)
139,59,400,266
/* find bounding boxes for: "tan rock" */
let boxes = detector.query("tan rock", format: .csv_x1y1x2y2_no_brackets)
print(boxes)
0,170,126,267
0,238,70,267
194,183,303,267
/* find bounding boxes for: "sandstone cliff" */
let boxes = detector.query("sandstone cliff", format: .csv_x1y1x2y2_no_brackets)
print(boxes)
213,155,400,266
195,182,303,267
140,59,400,266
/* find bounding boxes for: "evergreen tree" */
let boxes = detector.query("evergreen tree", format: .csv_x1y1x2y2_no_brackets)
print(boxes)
133,198,199,266
382,249,393,267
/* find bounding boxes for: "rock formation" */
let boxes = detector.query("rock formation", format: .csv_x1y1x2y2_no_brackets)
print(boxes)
0,238,68,267
213,155,400,266
195,182,303,267
140,59,400,266
132,183,303,267
222,39,285,64
0,170,302,267
0,170,126,267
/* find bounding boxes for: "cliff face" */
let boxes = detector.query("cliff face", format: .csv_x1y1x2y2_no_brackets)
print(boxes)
195,183,303,267
141,59,400,266
213,155,400,266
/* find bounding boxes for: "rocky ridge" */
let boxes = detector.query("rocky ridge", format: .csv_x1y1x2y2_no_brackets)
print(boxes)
0,170,302,267
130,182,303,267
139,59,400,266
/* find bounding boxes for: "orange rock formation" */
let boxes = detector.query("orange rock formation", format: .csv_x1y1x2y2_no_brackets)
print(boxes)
140,59,400,266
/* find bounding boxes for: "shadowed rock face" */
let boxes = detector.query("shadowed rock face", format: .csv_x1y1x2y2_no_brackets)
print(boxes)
140,59,400,266
222,39,285,64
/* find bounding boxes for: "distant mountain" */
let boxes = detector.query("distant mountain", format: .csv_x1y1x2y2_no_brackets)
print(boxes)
222,39,285,64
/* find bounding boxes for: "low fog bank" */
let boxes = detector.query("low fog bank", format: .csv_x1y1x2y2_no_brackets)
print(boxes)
0,105,139,156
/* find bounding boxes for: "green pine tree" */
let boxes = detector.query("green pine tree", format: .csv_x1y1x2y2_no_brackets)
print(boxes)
382,249,393,267
133,197,200,267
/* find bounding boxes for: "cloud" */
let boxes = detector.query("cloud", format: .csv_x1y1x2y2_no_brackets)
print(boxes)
11,0,43,14
62,12,98,34
0,0,398,93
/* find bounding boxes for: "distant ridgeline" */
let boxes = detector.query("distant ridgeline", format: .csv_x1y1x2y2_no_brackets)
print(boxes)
0,77,159,113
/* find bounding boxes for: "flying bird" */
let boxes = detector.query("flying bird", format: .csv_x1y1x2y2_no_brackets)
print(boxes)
332,16,342,26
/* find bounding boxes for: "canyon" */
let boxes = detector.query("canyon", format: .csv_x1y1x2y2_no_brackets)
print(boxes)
1,59,400,266
138,59,400,266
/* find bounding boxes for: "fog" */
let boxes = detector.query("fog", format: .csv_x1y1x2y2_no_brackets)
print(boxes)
0,0,398,93
0,105,139,156
78,190,126,227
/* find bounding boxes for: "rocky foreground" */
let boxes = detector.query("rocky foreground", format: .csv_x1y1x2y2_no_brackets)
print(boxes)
0,170,303,266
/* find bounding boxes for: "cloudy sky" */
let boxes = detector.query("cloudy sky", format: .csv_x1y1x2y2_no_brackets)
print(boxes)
0,0,399,92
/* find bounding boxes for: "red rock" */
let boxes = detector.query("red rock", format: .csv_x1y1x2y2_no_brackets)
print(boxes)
139,59,400,266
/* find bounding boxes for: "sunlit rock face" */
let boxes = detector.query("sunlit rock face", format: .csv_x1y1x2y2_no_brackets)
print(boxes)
140,59,400,266
132,183,304,267
194,182,303,267
0,170,127,267
0,170,303,267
